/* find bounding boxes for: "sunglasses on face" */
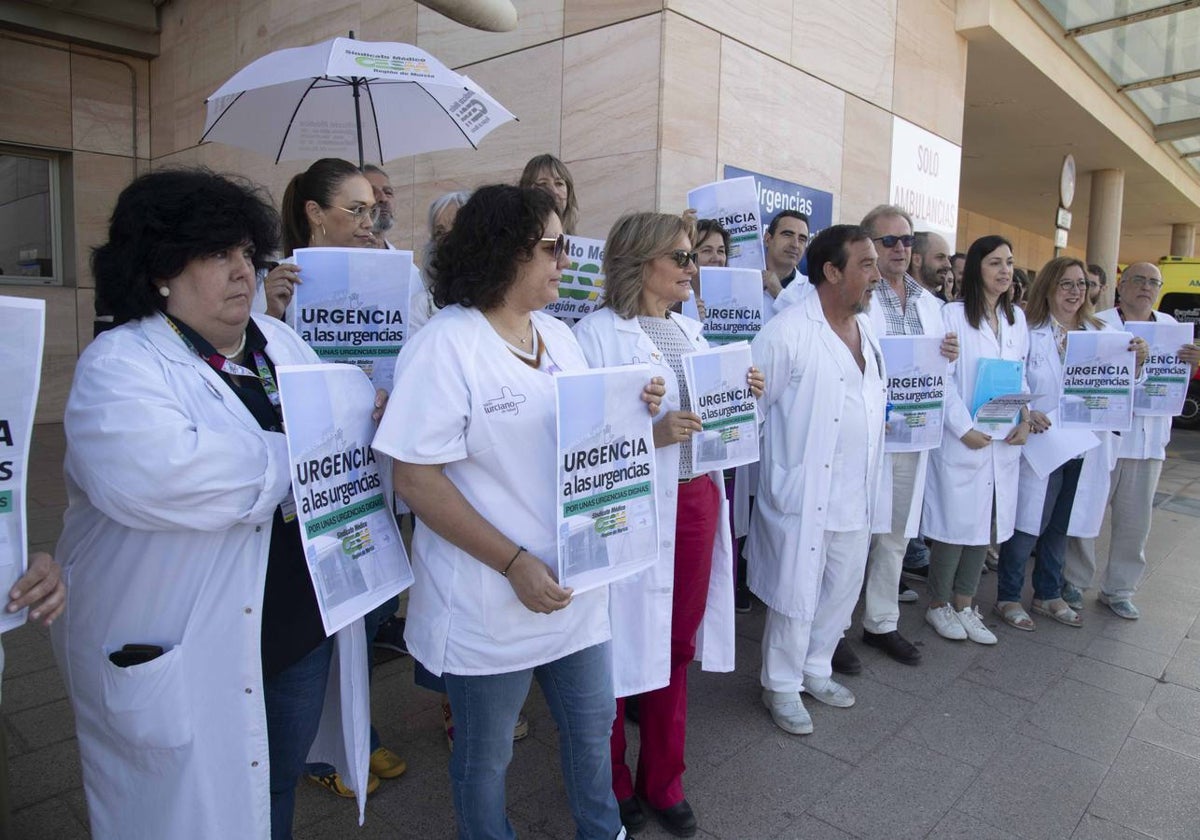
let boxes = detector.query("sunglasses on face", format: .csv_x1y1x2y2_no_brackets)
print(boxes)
664,250,699,268
537,233,566,261
873,234,915,249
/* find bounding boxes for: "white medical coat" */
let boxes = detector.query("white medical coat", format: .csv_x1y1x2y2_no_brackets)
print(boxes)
1013,319,1117,538
572,308,736,697
50,313,370,839
1098,308,1178,461
747,291,887,620
866,282,947,538
922,302,1030,546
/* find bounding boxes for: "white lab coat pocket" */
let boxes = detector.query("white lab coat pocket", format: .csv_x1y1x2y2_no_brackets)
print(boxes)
101,644,194,751
766,462,805,514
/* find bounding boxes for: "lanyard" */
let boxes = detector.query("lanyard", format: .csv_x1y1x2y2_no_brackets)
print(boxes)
165,316,281,407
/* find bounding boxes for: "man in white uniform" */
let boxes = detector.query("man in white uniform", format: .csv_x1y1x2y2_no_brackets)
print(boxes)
750,224,887,735
362,164,397,248
1063,262,1200,619
761,211,810,320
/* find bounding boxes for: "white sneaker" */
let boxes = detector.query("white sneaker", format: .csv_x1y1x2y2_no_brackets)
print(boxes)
926,604,967,640
955,605,998,645
803,676,856,708
761,689,813,734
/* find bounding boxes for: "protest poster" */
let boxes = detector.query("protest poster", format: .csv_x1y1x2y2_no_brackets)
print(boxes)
291,247,413,393
555,365,658,593
277,363,413,635
1125,322,1195,417
687,177,765,270
695,268,764,344
1059,331,1136,431
0,297,44,634
879,335,947,452
545,236,605,322
682,342,759,472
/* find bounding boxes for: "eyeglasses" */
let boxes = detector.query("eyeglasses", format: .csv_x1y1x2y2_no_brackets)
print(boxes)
663,250,699,268
537,233,566,261
330,203,381,224
1125,275,1163,289
873,234,915,249
1057,280,1089,291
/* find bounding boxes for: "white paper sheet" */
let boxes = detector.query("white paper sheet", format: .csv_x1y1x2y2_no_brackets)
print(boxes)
1059,330,1135,431
880,335,947,453
1020,410,1101,479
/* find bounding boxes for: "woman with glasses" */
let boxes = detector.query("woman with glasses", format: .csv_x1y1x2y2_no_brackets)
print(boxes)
922,235,1030,645
574,212,760,838
374,186,664,840
995,257,1146,631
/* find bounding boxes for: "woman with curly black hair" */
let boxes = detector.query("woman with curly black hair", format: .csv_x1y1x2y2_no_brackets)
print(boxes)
52,168,380,840
374,184,663,839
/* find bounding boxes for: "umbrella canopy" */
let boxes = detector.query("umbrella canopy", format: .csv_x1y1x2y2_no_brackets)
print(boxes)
201,37,516,166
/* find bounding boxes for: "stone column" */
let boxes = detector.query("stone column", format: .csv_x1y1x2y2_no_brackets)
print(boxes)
1171,223,1196,258
1086,169,1125,310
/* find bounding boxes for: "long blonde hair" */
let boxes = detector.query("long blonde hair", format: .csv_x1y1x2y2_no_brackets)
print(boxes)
1024,256,1103,330
601,213,690,319
519,154,578,235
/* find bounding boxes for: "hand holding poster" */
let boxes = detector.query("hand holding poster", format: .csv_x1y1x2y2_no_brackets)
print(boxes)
291,247,413,392
1125,322,1195,417
545,236,605,322
0,297,44,634
556,365,658,593
880,335,947,452
682,342,760,472
973,394,1033,436
1059,331,1135,431
277,363,413,635
696,267,763,344
687,177,765,270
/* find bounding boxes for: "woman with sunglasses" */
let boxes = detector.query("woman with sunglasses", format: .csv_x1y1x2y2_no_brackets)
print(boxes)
574,212,761,838
995,257,1145,631
375,186,664,840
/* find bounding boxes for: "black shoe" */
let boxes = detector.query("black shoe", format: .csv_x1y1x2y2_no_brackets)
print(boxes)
735,586,752,614
831,638,862,675
652,799,697,838
619,797,647,832
372,615,408,655
862,629,921,665
900,565,929,583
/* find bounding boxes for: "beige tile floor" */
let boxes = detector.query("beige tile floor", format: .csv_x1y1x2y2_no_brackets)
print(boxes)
10,425,1200,839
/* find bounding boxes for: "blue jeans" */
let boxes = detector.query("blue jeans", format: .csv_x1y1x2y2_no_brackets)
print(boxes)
443,642,621,840
265,636,335,840
997,458,1084,603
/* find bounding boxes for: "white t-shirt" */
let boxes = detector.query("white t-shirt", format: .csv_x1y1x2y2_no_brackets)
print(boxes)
372,305,609,676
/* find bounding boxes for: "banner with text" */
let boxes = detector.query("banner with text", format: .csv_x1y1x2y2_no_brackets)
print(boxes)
0,297,44,634
545,236,606,322
278,363,413,635
688,177,766,270
555,365,659,593
291,247,413,393
723,165,834,238
880,335,947,452
1126,321,1195,417
683,342,760,472
1060,331,1136,431
889,116,961,250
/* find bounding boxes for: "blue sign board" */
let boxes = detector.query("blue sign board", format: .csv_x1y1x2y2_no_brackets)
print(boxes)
723,165,833,236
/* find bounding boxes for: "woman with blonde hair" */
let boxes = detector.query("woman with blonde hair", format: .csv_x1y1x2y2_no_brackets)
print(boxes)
994,257,1146,631
574,212,760,837
520,153,580,235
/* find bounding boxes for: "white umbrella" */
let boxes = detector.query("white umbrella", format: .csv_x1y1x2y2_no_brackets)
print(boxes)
200,36,516,166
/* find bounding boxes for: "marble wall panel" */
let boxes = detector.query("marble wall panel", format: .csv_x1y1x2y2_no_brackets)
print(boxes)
791,0,896,111
565,0,662,36
892,0,966,144
840,95,893,224
417,0,563,69
0,37,72,149
666,0,792,64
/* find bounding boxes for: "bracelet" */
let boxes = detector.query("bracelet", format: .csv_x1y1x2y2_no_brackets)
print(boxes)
501,546,525,577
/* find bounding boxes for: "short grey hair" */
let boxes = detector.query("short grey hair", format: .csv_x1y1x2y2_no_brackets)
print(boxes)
421,190,473,288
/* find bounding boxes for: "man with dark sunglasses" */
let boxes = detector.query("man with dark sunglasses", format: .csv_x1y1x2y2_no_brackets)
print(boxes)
837,204,959,673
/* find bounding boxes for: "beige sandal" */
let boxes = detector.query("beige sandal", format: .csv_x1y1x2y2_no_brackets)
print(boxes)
994,601,1035,631
1030,598,1082,628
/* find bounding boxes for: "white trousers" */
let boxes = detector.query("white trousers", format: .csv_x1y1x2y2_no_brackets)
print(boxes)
1065,457,1162,599
863,452,919,633
761,528,871,693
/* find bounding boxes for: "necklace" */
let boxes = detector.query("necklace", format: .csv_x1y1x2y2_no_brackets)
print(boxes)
487,313,532,346
222,331,247,360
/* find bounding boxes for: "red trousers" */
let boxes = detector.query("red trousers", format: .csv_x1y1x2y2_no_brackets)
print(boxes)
611,474,721,808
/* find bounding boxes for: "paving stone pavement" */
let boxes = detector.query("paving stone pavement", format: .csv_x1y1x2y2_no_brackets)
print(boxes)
11,425,1200,839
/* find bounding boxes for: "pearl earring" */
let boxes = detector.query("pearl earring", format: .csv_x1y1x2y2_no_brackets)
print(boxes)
158,285,170,298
